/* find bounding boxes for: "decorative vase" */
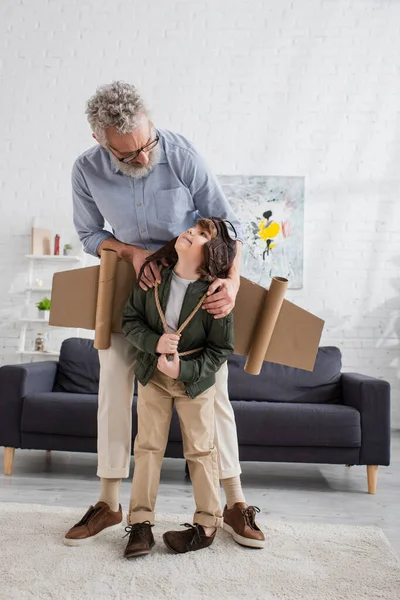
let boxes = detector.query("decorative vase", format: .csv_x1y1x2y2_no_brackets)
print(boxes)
54,234,60,256
63,248,73,256
38,309,49,320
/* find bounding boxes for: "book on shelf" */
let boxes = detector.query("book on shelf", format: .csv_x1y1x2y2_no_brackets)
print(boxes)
31,228,52,255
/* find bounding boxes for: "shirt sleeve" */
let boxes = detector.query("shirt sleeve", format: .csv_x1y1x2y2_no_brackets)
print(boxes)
181,149,244,242
72,160,114,257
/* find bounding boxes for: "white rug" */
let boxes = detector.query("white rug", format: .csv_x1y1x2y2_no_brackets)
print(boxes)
0,503,399,600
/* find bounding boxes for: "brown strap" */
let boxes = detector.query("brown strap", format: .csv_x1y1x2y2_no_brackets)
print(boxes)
178,347,203,357
154,280,207,357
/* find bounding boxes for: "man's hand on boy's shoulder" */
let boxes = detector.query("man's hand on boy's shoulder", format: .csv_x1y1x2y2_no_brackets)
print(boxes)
157,352,180,379
131,248,169,292
202,277,240,319
131,248,160,291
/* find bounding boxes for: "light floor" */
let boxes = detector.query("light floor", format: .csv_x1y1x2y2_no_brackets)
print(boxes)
1,433,399,556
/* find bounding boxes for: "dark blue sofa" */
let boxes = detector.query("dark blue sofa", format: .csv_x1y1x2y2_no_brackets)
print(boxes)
0,338,391,493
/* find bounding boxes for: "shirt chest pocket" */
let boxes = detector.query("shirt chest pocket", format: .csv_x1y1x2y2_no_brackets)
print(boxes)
154,188,186,223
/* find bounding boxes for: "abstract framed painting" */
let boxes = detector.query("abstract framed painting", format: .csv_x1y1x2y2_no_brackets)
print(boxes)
218,175,305,289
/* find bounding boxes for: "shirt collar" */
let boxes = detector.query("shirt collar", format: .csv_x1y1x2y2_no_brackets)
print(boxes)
163,264,209,293
156,129,168,163
108,128,167,175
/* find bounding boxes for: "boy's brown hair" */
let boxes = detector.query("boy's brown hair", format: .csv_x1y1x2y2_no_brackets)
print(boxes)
138,217,237,284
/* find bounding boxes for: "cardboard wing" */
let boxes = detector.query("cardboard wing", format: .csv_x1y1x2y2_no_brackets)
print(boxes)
49,250,136,346
50,250,324,374
234,277,324,373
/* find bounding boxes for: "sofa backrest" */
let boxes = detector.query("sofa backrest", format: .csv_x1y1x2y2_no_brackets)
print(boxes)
227,347,342,403
53,338,100,394
54,338,342,403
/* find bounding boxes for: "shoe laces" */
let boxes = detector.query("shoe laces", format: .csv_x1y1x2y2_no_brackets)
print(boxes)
181,522,203,547
241,505,261,529
74,505,103,527
124,521,153,541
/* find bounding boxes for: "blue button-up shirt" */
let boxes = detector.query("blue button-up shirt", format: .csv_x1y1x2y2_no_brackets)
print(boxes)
72,128,243,257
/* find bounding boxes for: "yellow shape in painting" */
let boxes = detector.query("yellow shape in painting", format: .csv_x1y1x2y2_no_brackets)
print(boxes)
258,219,281,242
269,243,276,249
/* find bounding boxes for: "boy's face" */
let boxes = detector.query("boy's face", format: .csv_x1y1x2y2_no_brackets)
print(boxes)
175,225,213,265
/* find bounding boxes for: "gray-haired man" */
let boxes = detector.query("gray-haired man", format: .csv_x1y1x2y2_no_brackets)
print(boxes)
63,81,264,554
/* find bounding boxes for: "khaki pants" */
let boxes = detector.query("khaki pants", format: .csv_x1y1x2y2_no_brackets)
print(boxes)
97,333,241,480
129,369,222,528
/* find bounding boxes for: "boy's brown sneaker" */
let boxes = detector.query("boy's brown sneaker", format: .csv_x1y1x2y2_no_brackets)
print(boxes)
163,523,216,554
123,522,155,559
63,501,122,546
223,503,265,548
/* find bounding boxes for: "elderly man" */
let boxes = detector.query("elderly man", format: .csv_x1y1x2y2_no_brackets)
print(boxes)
64,81,264,552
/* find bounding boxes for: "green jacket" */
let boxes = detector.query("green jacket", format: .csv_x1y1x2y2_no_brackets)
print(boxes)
121,266,234,398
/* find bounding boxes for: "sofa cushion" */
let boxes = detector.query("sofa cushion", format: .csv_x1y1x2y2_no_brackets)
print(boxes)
22,393,99,437
53,338,100,394
232,401,361,447
228,347,342,403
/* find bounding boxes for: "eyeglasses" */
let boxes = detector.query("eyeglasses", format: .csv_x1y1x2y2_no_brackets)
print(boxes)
110,135,160,164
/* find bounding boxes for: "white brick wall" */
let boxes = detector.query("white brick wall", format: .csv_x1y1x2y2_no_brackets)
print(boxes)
1,0,400,424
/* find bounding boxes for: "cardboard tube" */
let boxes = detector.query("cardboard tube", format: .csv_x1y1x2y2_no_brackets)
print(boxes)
244,276,288,375
94,249,118,350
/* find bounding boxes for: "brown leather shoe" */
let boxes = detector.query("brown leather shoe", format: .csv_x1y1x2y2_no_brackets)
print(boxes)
63,501,122,546
163,523,216,554
123,521,155,559
223,503,265,548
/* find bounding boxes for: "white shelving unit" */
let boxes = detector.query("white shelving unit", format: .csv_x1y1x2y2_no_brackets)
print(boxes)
20,317,51,323
16,351,60,357
25,255,82,261
18,254,83,361
25,288,52,293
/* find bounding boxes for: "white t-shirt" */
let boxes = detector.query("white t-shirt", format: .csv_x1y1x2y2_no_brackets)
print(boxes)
164,271,196,332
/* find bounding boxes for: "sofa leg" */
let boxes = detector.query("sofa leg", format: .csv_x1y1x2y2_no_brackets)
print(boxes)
367,465,378,494
4,447,15,475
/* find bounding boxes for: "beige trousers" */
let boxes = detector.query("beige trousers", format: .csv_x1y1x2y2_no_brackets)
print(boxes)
97,333,241,480
129,369,222,528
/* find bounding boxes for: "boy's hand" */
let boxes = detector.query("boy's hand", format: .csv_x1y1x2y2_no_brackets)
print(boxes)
157,353,180,379
156,333,180,354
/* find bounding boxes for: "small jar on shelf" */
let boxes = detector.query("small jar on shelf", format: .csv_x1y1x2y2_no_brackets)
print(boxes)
34,333,46,352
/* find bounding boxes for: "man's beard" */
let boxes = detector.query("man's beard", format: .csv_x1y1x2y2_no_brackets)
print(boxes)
110,144,161,179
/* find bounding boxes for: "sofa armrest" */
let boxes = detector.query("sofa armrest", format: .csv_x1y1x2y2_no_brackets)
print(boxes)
0,361,58,448
341,372,390,465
